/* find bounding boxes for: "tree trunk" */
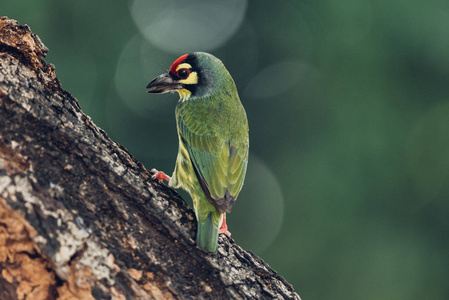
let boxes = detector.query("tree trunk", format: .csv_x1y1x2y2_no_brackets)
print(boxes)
0,17,300,300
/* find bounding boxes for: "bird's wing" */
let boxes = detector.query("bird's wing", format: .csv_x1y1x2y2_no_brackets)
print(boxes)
177,109,248,214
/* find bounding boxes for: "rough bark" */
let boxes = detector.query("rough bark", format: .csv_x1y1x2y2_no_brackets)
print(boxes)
0,17,300,300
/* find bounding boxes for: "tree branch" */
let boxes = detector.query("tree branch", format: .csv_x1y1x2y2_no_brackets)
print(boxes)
0,17,300,300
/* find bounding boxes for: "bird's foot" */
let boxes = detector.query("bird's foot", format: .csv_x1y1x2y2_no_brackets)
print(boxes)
150,168,171,183
219,215,231,237
219,227,231,237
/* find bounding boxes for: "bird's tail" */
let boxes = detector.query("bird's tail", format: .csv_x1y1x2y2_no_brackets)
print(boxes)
196,212,219,253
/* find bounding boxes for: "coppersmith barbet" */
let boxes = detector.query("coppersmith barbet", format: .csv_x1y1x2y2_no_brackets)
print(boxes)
146,52,249,253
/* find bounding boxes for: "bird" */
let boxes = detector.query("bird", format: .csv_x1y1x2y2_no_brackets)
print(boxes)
146,52,249,253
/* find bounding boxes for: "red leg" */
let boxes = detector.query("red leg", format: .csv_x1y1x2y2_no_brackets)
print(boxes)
151,168,171,183
219,213,231,237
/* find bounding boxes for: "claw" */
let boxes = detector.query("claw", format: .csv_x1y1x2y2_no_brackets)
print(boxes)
151,168,171,183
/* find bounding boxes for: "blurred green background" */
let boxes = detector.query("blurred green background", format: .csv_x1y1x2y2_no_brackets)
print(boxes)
4,1,449,298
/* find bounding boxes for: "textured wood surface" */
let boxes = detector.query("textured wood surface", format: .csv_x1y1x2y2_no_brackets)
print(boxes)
0,17,300,300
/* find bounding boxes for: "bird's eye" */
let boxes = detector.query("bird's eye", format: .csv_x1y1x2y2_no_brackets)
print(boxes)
177,68,190,79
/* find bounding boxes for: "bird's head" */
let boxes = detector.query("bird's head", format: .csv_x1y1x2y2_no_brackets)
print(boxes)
146,52,234,101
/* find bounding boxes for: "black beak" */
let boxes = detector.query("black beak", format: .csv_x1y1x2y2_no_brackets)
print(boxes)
146,73,183,94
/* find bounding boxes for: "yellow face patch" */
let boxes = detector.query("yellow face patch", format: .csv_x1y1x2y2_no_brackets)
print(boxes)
178,71,198,85
175,63,198,85
176,63,192,72
176,88,192,100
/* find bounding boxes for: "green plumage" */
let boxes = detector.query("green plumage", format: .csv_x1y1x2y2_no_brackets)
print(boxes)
196,213,219,252
168,53,249,253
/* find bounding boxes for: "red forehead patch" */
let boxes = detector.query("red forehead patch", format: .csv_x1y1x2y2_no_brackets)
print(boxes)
169,54,189,74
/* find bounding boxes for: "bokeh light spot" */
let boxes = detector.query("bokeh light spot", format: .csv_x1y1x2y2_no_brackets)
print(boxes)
130,0,247,54
114,34,176,119
229,155,284,254
244,61,316,99
406,102,449,201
